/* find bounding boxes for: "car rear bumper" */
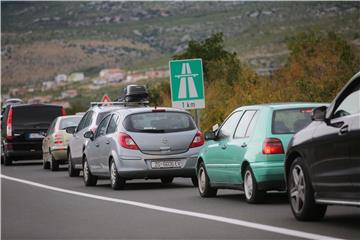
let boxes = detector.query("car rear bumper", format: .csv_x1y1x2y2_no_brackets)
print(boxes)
251,161,285,190
6,150,42,160
115,152,199,179
50,146,68,161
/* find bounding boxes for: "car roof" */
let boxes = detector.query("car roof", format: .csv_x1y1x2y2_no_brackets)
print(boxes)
113,106,188,115
57,115,82,120
10,103,62,109
89,105,126,113
233,102,329,112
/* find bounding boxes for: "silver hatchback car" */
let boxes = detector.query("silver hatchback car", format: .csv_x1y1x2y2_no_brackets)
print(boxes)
82,107,204,189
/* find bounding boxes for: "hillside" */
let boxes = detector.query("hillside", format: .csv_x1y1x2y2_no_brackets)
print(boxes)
1,1,360,87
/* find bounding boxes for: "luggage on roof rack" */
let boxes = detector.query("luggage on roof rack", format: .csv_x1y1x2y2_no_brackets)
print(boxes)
90,85,149,108
118,85,148,103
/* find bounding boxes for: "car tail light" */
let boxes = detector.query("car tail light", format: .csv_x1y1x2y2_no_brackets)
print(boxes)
262,138,284,154
118,133,139,150
61,107,66,116
6,108,13,141
190,131,204,148
54,133,64,145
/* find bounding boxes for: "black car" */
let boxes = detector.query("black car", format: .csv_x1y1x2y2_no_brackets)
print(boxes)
1,104,65,165
285,71,360,221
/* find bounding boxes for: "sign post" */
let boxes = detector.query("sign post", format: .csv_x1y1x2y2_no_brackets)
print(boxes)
169,59,205,129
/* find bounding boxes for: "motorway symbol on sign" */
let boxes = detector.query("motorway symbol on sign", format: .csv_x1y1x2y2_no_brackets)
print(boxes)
169,58,205,110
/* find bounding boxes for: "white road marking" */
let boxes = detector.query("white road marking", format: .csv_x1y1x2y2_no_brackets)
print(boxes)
1,174,343,240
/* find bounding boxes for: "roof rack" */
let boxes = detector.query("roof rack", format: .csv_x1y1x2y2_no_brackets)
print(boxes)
90,101,149,108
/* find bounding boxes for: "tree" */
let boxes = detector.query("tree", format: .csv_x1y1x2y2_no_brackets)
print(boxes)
276,31,360,102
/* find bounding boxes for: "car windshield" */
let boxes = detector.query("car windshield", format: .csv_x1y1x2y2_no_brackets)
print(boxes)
272,108,314,134
124,112,196,133
59,117,82,130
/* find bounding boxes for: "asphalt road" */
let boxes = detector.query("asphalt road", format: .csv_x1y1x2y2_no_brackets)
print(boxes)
1,161,360,240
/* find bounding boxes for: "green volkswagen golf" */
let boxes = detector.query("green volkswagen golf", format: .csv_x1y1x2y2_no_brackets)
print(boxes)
196,103,325,203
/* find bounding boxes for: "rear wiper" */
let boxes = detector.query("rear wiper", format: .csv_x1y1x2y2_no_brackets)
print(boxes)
139,129,165,133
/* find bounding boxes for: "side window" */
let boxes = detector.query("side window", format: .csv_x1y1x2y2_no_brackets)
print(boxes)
76,112,89,132
106,115,119,134
84,111,94,128
218,111,243,138
47,119,57,135
234,110,257,138
333,80,360,118
95,115,111,138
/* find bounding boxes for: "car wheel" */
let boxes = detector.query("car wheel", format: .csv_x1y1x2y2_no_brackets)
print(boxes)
110,159,126,190
68,152,80,177
50,155,59,171
1,146,4,164
43,153,50,169
3,151,12,166
243,166,265,203
161,177,174,184
83,157,98,186
191,176,198,187
289,157,327,221
197,162,217,197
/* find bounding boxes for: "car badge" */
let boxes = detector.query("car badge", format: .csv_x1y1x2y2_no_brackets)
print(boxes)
161,137,168,144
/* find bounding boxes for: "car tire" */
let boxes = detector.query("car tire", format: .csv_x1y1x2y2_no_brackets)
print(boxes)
50,155,59,171
288,157,327,221
161,177,174,184
3,152,12,166
43,153,50,169
68,152,80,177
243,166,265,203
110,159,126,190
83,157,97,186
191,176,198,187
197,162,217,197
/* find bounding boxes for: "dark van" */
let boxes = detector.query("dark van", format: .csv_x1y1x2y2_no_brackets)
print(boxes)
1,104,65,165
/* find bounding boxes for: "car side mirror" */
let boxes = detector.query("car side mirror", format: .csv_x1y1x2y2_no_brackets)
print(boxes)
312,106,327,122
84,131,94,141
204,131,216,141
212,123,219,132
66,126,77,134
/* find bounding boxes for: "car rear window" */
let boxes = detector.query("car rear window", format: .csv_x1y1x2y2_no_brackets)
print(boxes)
12,105,63,129
272,108,314,134
59,117,82,130
96,111,111,125
123,112,196,133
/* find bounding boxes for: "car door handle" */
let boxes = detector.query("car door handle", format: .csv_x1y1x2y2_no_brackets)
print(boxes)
339,125,349,135
95,143,100,147
241,143,247,148
105,140,110,145
221,144,227,150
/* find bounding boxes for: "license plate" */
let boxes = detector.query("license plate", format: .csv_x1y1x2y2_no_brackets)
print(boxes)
28,133,44,139
151,160,181,169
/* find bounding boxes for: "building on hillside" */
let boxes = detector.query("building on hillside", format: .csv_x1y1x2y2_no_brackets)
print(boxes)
42,81,55,91
99,68,126,82
93,79,107,86
68,72,85,82
145,69,169,79
126,71,148,82
60,89,78,99
55,74,68,84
